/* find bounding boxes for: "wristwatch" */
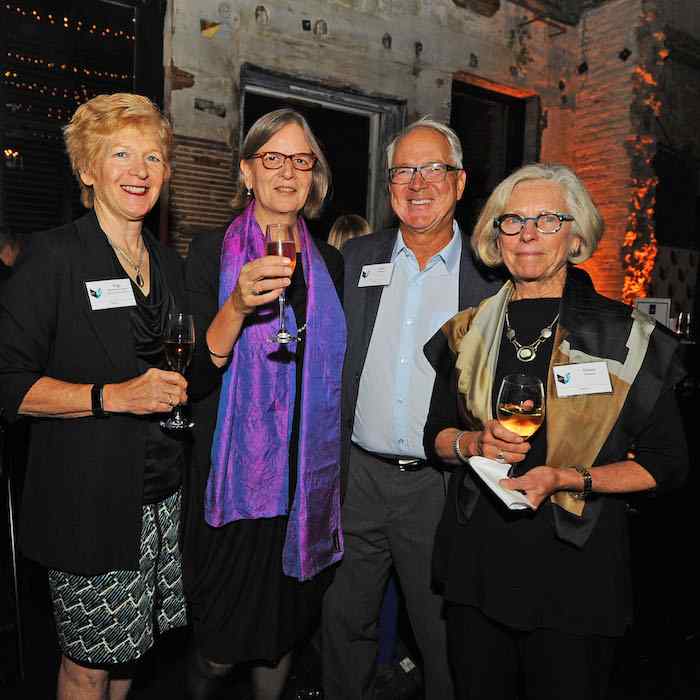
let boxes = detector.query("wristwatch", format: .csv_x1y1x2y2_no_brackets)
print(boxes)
571,465,592,500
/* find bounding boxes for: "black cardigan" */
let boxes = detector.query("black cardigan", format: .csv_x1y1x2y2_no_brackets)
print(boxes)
0,211,186,574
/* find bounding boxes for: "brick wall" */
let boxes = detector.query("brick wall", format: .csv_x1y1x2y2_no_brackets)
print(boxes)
573,0,642,300
168,136,237,257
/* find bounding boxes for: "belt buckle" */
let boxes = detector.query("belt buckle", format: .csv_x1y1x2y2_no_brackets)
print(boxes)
398,459,422,472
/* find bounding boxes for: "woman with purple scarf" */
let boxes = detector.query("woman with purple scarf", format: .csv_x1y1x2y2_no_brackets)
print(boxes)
182,109,346,699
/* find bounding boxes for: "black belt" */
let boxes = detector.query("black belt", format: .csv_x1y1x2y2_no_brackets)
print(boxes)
356,445,428,472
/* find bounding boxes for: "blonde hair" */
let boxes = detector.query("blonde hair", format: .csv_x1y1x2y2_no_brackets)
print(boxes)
328,214,371,249
232,109,331,219
63,93,173,208
472,163,603,267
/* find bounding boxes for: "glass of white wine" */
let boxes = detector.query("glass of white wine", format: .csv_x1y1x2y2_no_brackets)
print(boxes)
496,374,545,465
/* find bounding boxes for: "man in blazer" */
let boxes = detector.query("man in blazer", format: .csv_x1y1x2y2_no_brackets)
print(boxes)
322,118,502,699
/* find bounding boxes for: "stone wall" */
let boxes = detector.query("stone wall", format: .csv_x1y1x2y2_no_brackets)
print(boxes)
163,0,578,256
161,0,699,302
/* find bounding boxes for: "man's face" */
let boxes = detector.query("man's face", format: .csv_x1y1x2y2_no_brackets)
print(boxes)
389,127,466,240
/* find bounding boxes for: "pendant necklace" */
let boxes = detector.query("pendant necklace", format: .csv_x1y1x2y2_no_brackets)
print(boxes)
504,307,559,363
104,233,146,287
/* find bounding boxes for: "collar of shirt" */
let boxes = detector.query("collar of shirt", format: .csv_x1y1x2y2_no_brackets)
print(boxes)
392,220,462,274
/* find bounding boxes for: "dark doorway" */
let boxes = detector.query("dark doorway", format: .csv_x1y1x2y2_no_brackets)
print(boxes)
242,93,370,242
450,80,528,235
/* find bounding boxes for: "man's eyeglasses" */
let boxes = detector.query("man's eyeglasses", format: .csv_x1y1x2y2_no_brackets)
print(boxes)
388,162,461,185
494,212,575,236
249,152,318,171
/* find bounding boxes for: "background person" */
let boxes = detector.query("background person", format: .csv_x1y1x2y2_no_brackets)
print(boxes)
0,93,188,699
424,163,688,700
183,108,345,700
328,213,370,250
322,117,501,700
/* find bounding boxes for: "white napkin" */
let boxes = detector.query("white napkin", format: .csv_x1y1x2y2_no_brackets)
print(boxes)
468,456,534,510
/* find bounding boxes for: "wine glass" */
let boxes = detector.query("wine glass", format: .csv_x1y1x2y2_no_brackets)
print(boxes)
677,311,693,340
160,312,195,430
265,223,297,344
496,374,545,466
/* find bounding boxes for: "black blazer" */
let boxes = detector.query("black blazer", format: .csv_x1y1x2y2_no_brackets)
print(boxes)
0,211,186,574
339,227,502,497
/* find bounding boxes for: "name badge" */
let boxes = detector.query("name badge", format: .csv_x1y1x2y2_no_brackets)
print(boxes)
552,361,613,398
358,263,394,287
85,278,137,311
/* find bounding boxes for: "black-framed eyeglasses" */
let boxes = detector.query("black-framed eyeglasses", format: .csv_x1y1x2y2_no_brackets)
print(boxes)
494,212,575,236
249,151,318,171
388,162,461,185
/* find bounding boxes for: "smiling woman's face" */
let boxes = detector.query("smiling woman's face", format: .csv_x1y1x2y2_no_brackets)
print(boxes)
499,179,580,298
240,122,314,227
80,125,167,228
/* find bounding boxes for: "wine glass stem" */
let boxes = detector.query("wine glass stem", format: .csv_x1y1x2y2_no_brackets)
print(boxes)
278,293,287,334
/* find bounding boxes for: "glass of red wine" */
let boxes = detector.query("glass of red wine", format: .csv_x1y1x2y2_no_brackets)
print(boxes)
160,312,195,430
265,223,297,344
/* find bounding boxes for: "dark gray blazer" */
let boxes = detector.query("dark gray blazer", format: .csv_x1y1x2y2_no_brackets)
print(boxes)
340,226,503,498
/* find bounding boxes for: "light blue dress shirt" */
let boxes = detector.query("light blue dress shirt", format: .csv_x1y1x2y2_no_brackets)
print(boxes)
352,223,462,458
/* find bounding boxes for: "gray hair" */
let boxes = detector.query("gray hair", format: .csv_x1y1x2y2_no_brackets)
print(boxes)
231,108,331,219
471,163,604,267
386,116,463,169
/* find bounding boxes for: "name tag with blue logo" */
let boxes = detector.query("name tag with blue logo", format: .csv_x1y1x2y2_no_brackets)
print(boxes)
85,278,137,311
553,361,612,398
358,263,394,287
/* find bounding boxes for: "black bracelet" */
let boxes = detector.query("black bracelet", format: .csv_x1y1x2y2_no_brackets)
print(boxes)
91,383,108,418
207,345,232,359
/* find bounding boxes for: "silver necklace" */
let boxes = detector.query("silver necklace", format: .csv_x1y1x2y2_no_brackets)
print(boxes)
504,307,559,363
104,234,146,287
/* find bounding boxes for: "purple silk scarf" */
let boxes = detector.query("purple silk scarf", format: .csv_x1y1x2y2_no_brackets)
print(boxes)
206,201,346,581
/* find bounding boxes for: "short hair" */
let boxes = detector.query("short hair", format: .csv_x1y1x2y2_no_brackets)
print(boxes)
328,214,371,250
386,116,463,169
63,93,173,208
471,163,603,267
232,109,331,219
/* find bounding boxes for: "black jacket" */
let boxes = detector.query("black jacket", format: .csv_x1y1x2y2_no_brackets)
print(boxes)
339,226,502,498
0,212,186,574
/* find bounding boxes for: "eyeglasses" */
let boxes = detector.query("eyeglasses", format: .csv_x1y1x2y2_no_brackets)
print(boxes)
494,212,575,236
249,151,318,171
388,162,461,185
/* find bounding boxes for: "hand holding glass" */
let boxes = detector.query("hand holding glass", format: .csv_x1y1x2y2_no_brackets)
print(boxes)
160,312,195,430
265,224,297,344
496,374,545,465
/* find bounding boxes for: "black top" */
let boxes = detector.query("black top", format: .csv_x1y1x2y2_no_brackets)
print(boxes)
114,240,185,505
0,211,187,574
424,298,688,637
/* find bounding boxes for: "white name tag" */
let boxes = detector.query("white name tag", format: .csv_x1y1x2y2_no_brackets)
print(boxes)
85,278,137,311
358,263,394,287
552,361,613,398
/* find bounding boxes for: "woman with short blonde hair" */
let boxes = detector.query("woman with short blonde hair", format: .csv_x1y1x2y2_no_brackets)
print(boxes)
0,93,188,699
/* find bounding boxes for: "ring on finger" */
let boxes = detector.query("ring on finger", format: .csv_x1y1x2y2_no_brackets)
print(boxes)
496,450,505,462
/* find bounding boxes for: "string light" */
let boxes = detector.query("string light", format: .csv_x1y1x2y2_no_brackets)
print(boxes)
6,51,130,81
2,4,135,41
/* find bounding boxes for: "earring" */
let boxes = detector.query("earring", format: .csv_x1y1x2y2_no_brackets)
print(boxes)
246,187,253,198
